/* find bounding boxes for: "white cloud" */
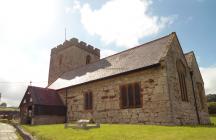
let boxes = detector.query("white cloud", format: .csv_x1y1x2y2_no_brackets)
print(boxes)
200,66,216,94
0,0,60,106
0,80,28,107
65,0,81,14
74,0,175,48
0,45,49,106
101,49,118,58
0,0,59,43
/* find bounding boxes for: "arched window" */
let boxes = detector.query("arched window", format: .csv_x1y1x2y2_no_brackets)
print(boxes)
176,60,188,101
86,55,91,64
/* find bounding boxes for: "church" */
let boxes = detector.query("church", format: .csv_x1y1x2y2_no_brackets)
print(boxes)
19,32,210,125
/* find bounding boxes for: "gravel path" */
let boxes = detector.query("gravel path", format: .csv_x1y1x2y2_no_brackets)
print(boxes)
0,123,18,140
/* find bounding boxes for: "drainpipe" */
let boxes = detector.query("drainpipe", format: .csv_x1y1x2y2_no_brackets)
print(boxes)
65,88,68,126
190,71,200,124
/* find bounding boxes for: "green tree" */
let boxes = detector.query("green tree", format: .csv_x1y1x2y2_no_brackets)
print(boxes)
0,102,7,107
206,94,216,102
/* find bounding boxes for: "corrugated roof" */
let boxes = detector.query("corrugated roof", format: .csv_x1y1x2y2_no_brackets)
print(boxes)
48,33,175,90
29,86,64,106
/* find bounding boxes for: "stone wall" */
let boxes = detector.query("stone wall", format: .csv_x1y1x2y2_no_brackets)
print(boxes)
56,35,210,125
48,38,100,85
187,53,210,124
165,35,210,125
31,115,65,125
58,65,174,125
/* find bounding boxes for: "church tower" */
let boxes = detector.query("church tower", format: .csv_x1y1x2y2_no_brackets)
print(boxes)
48,38,100,85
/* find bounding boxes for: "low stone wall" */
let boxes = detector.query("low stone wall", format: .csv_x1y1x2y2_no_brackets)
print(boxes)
13,124,34,140
32,115,65,125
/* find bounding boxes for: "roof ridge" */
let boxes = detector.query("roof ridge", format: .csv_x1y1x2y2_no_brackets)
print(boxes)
29,85,55,91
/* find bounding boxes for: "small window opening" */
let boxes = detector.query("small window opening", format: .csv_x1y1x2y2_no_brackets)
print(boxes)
86,55,91,64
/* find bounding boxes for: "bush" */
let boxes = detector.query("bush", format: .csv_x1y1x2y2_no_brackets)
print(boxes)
207,94,216,102
0,102,7,107
208,102,216,114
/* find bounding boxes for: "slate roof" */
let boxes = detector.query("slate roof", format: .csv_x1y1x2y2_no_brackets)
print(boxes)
48,33,175,90
20,86,64,107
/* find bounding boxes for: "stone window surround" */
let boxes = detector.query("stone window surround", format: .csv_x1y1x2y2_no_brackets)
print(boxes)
84,91,93,110
119,82,142,109
176,59,188,102
86,55,91,64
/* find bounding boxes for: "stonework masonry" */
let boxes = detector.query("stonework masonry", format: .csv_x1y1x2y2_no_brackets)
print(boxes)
48,38,100,85
56,34,210,125
58,66,174,125
21,32,210,126
164,36,210,125
44,33,210,125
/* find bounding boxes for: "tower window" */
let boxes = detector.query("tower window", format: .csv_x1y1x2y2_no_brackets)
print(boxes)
86,55,91,64
176,60,188,102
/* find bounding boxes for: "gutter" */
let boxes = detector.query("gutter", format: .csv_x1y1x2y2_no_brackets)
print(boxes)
65,88,68,124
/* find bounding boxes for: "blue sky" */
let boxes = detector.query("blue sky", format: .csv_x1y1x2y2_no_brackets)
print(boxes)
152,0,216,67
0,0,215,106
62,0,216,66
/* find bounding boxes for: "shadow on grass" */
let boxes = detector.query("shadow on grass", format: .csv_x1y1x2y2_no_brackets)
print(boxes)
186,123,216,128
165,123,216,129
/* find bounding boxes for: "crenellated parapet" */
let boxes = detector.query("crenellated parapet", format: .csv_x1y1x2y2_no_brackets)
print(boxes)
51,38,100,57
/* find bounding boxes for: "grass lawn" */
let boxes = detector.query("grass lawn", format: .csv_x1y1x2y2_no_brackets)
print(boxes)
22,116,216,140
16,132,24,140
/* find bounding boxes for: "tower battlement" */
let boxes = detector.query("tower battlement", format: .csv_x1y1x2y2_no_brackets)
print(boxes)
48,37,100,85
51,38,100,57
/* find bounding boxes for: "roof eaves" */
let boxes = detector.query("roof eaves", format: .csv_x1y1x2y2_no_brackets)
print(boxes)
56,63,161,91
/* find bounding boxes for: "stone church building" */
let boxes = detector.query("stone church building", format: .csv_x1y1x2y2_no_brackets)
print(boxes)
20,32,210,125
